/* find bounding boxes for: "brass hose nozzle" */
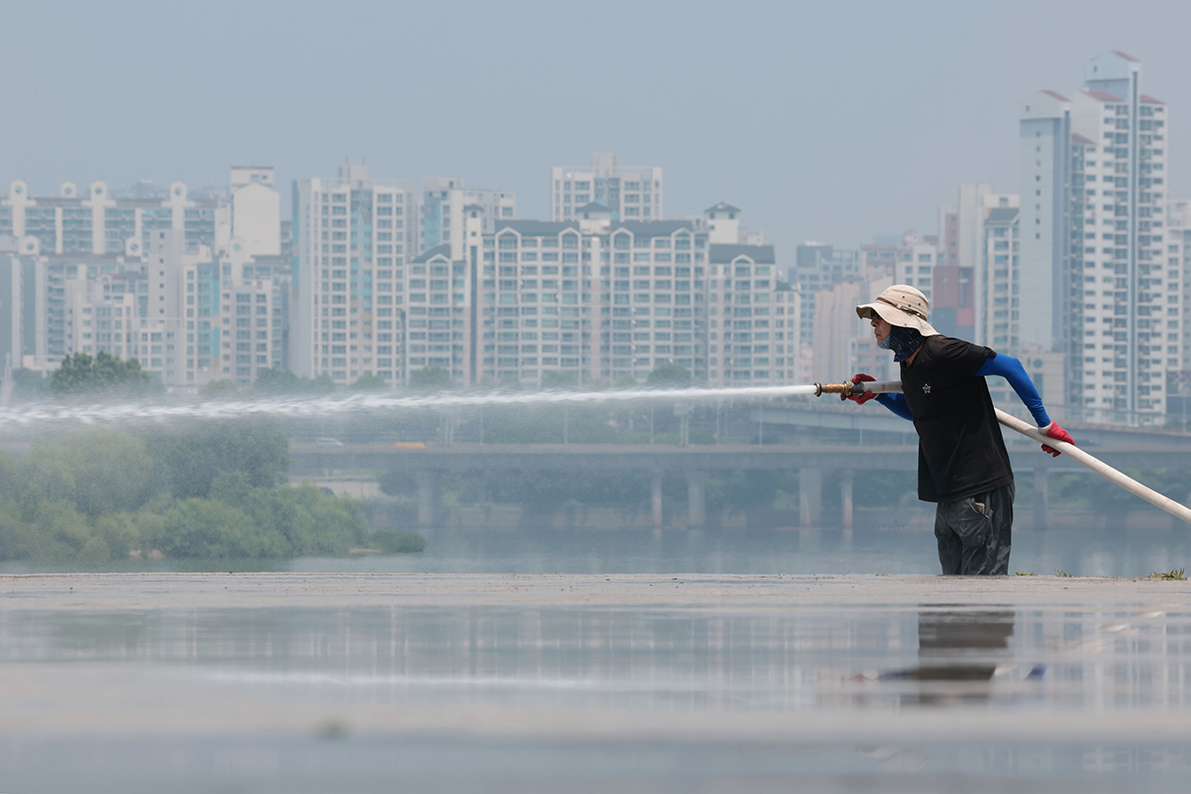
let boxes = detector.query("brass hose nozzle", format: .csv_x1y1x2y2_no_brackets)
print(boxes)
813,381,866,397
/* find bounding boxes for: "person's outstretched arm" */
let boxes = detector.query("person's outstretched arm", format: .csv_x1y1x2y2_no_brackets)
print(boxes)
976,353,1075,456
975,354,1050,426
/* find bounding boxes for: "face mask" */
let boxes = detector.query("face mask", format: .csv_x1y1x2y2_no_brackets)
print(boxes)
879,325,923,362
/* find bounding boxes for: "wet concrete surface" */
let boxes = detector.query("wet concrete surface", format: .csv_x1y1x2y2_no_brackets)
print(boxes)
0,573,1189,792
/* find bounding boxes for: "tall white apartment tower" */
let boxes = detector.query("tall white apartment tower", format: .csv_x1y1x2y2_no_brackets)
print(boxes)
292,163,417,386
1169,200,1191,381
1018,90,1072,355
1020,52,1173,422
1072,52,1171,420
551,154,662,221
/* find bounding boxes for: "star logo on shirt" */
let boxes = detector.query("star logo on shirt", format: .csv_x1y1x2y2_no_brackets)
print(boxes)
922,383,932,394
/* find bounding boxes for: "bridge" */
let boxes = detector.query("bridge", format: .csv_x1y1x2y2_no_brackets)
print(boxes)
746,402,1191,449
290,435,1191,530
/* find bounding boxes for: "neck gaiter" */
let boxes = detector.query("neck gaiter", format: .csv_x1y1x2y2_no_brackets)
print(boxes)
879,325,924,362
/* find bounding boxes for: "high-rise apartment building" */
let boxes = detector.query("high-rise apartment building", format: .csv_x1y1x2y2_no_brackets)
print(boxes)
49,229,288,390
551,153,662,221
0,237,41,370
1169,199,1191,370
1165,199,1191,413
0,179,218,257
338,208,795,389
1018,90,1073,355
291,163,417,386
893,232,939,302
708,242,788,385
939,185,1018,346
790,242,860,353
0,231,152,373
939,184,992,270
387,215,708,388
809,279,867,385
0,168,287,390
791,242,860,291
418,178,515,259
980,205,1021,351
1020,51,1174,421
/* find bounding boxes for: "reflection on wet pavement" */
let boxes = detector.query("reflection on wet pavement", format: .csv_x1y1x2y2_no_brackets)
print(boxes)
881,608,1016,704
0,574,1188,792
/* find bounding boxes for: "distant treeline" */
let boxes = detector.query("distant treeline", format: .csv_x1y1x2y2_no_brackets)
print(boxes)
0,421,380,564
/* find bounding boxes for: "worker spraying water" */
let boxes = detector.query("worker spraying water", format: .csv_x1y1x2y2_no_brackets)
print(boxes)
842,285,1074,576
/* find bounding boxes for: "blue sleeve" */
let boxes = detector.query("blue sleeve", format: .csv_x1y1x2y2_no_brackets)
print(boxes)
875,392,914,421
975,353,1051,427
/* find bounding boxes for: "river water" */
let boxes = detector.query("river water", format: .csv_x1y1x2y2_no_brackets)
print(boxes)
4,523,1185,579
289,524,1191,578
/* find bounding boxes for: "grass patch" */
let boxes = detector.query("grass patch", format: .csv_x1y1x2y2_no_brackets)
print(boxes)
1146,568,1186,581
1014,572,1036,576
1055,569,1073,578
371,530,427,554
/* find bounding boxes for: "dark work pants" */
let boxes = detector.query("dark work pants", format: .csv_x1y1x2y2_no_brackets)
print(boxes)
933,482,1015,576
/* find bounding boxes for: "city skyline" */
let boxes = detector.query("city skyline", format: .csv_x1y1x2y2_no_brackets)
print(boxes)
5,24,1191,425
4,1,1191,260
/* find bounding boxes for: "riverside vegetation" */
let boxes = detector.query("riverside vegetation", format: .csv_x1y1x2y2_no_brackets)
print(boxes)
0,420,419,565
0,353,423,565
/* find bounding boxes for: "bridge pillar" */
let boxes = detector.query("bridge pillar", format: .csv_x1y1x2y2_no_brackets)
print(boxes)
416,470,441,527
686,471,708,527
840,469,854,529
1032,466,1049,530
651,471,664,527
799,468,822,528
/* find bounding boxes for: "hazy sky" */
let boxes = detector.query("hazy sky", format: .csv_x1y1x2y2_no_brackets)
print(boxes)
4,0,1190,261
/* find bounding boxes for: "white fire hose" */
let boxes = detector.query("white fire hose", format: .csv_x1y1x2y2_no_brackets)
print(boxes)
816,379,1191,525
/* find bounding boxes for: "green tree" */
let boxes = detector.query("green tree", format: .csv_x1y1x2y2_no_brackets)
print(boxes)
0,499,110,564
0,504,37,561
409,366,452,390
93,512,144,560
157,498,285,559
17,429,157,519
371,530,426,554
614,373,640,389
34,500,110,562
49,351,154,397
647,364,691,387
299,486,370,553
212,474,369,556
146,420,290,499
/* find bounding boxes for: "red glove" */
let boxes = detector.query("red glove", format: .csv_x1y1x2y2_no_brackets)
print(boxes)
1041,422,1075,457
842,373,877,404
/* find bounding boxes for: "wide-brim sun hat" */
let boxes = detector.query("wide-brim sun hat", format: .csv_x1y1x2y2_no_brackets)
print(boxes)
855,284,939,336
